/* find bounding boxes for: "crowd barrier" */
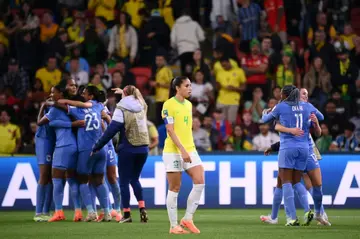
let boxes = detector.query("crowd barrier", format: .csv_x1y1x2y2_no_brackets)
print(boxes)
0,154,359,210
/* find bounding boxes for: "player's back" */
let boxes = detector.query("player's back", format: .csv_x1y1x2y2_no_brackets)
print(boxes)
69,100,104,151
36,107,56,142
275,102,313,150
162,97,196,153
47,107,76,148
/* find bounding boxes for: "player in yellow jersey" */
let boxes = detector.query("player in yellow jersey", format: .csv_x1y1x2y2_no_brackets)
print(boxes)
161,76,205,234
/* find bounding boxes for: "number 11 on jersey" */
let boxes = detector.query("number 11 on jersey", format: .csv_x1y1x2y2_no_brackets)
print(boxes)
295,113,303,129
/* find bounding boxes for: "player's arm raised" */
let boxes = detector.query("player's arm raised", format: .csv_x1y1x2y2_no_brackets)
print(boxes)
58,99,93,108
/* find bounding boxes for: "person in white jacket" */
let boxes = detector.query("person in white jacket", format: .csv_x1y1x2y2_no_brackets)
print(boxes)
108,12,138,66
171,10,205,75
210,0,237,38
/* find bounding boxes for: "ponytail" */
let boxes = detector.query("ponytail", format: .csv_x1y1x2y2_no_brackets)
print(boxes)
168,76,188,99
282,85,300,106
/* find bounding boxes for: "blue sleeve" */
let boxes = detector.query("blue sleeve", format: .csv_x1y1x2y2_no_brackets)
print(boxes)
262,105,280,123
308,103,324,121
335,136,342,146
45,108,58,121
68,106,81,120
50,120,72,128
93,121,124,152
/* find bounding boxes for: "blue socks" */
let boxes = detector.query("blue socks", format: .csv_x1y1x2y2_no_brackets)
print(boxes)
79,184,94,213
283,183,296,220
67,178,81,210
312,186,323,214
90,184,97,211
96,184,110,214
43,183,53,214
110,183,121,211
104,183,112,211
53,178,64,211
35,184,45,215
271,188,282,220
294,182,310,213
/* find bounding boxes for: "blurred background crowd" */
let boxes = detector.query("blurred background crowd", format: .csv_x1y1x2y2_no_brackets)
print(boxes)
0,0,360,155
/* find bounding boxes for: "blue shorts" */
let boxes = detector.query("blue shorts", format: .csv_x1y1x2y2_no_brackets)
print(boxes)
35,138,54,165
106,146,117,167
52,145,78,170
304,151,320,173
278,148,309,171
77,148,107,175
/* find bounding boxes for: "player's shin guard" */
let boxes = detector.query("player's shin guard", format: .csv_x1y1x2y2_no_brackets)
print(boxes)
271,187,282,220
35,184,46,215
96,184,110,214
110,183,121,211
283,183,296,220
67,178,81,210
312,186,323,214
167,190,179,227
294,183,310,213
184,184,204,220
52,178,65,211
43,183,53,214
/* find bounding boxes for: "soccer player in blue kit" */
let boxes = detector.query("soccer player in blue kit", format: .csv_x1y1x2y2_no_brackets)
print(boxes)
33,99,56,222
37,85,83,222
261,85,323,226
58,86,112,222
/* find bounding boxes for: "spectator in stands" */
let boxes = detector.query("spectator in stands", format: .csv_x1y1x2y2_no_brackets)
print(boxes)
171,9,205,75
241,38,269,100
69,57,89,86
264,0,287,44
138,9,170,66
147,120,159,155
185,49,211,83
237,0,262,53
244,87,266,123
0,43,9,74
88,73,105,91
258,16,272,40
16,30,39,77
330,122,360,151
121,0,145,29
40,11,59,43
213,27,237,61
307,12,337,45
351,36,360,68
7,11,25,37
88,0,116,26
212,47,239,76
0,16,9,48
272,86,281,101
330,42,359,100
67,11,87,44
289,39,305,72
216,57,246,124
110,59,136,86
201,115,218,151
323,100,343,139
193,116,211,152
267,97,277,109
0,93,16,123
35,55,62,93
210,0,237,39
261,37,274,57
349,100,360,140
108,12,138,66
0,58,29,99
21,1,39,31
328,0,350,33
45,28,69,64
82,28,107,67
252,122,280,151
340,23,357,51
330,88,350,118
212,109,232,150
303,56,332,108
94,63,112,89
95,17,111,48
150,50,173,125
0,109,21,154
316,123,333,152
274,46,301,88
190,70,214,116
284,0,303,37
65,47,90,74
240,110,259,139
308,30,336,70
227,125,253,151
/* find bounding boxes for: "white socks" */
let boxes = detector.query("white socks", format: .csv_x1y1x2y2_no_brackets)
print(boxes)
166,190,179,228
184,184,205,220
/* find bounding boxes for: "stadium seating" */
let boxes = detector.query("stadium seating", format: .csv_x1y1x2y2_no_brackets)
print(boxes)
129,67,152,96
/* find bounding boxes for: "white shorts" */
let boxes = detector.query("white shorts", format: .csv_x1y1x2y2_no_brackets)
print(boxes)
162,152,203,172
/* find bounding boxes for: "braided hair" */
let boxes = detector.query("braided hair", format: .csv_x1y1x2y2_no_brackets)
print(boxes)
281,85,300,106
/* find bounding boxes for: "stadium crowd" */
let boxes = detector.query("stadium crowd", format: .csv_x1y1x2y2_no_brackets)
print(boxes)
0,0,360,155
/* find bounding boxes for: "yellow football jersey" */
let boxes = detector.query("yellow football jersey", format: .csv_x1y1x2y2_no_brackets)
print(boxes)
161,97,196,153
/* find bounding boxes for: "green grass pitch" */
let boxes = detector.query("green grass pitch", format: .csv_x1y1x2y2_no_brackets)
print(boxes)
1,209,360,239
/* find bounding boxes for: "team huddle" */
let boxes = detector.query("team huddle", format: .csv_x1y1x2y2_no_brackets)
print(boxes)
34,76,330,234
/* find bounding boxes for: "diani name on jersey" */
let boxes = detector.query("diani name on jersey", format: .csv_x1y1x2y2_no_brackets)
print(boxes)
292,105,303,111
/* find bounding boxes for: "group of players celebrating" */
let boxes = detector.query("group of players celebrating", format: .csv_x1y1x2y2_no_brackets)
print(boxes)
33,74,330,234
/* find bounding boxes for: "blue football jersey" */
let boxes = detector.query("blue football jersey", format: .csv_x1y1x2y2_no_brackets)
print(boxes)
36,107,56,141
262,101,322,150
68,100,104,151
45,107,77,148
